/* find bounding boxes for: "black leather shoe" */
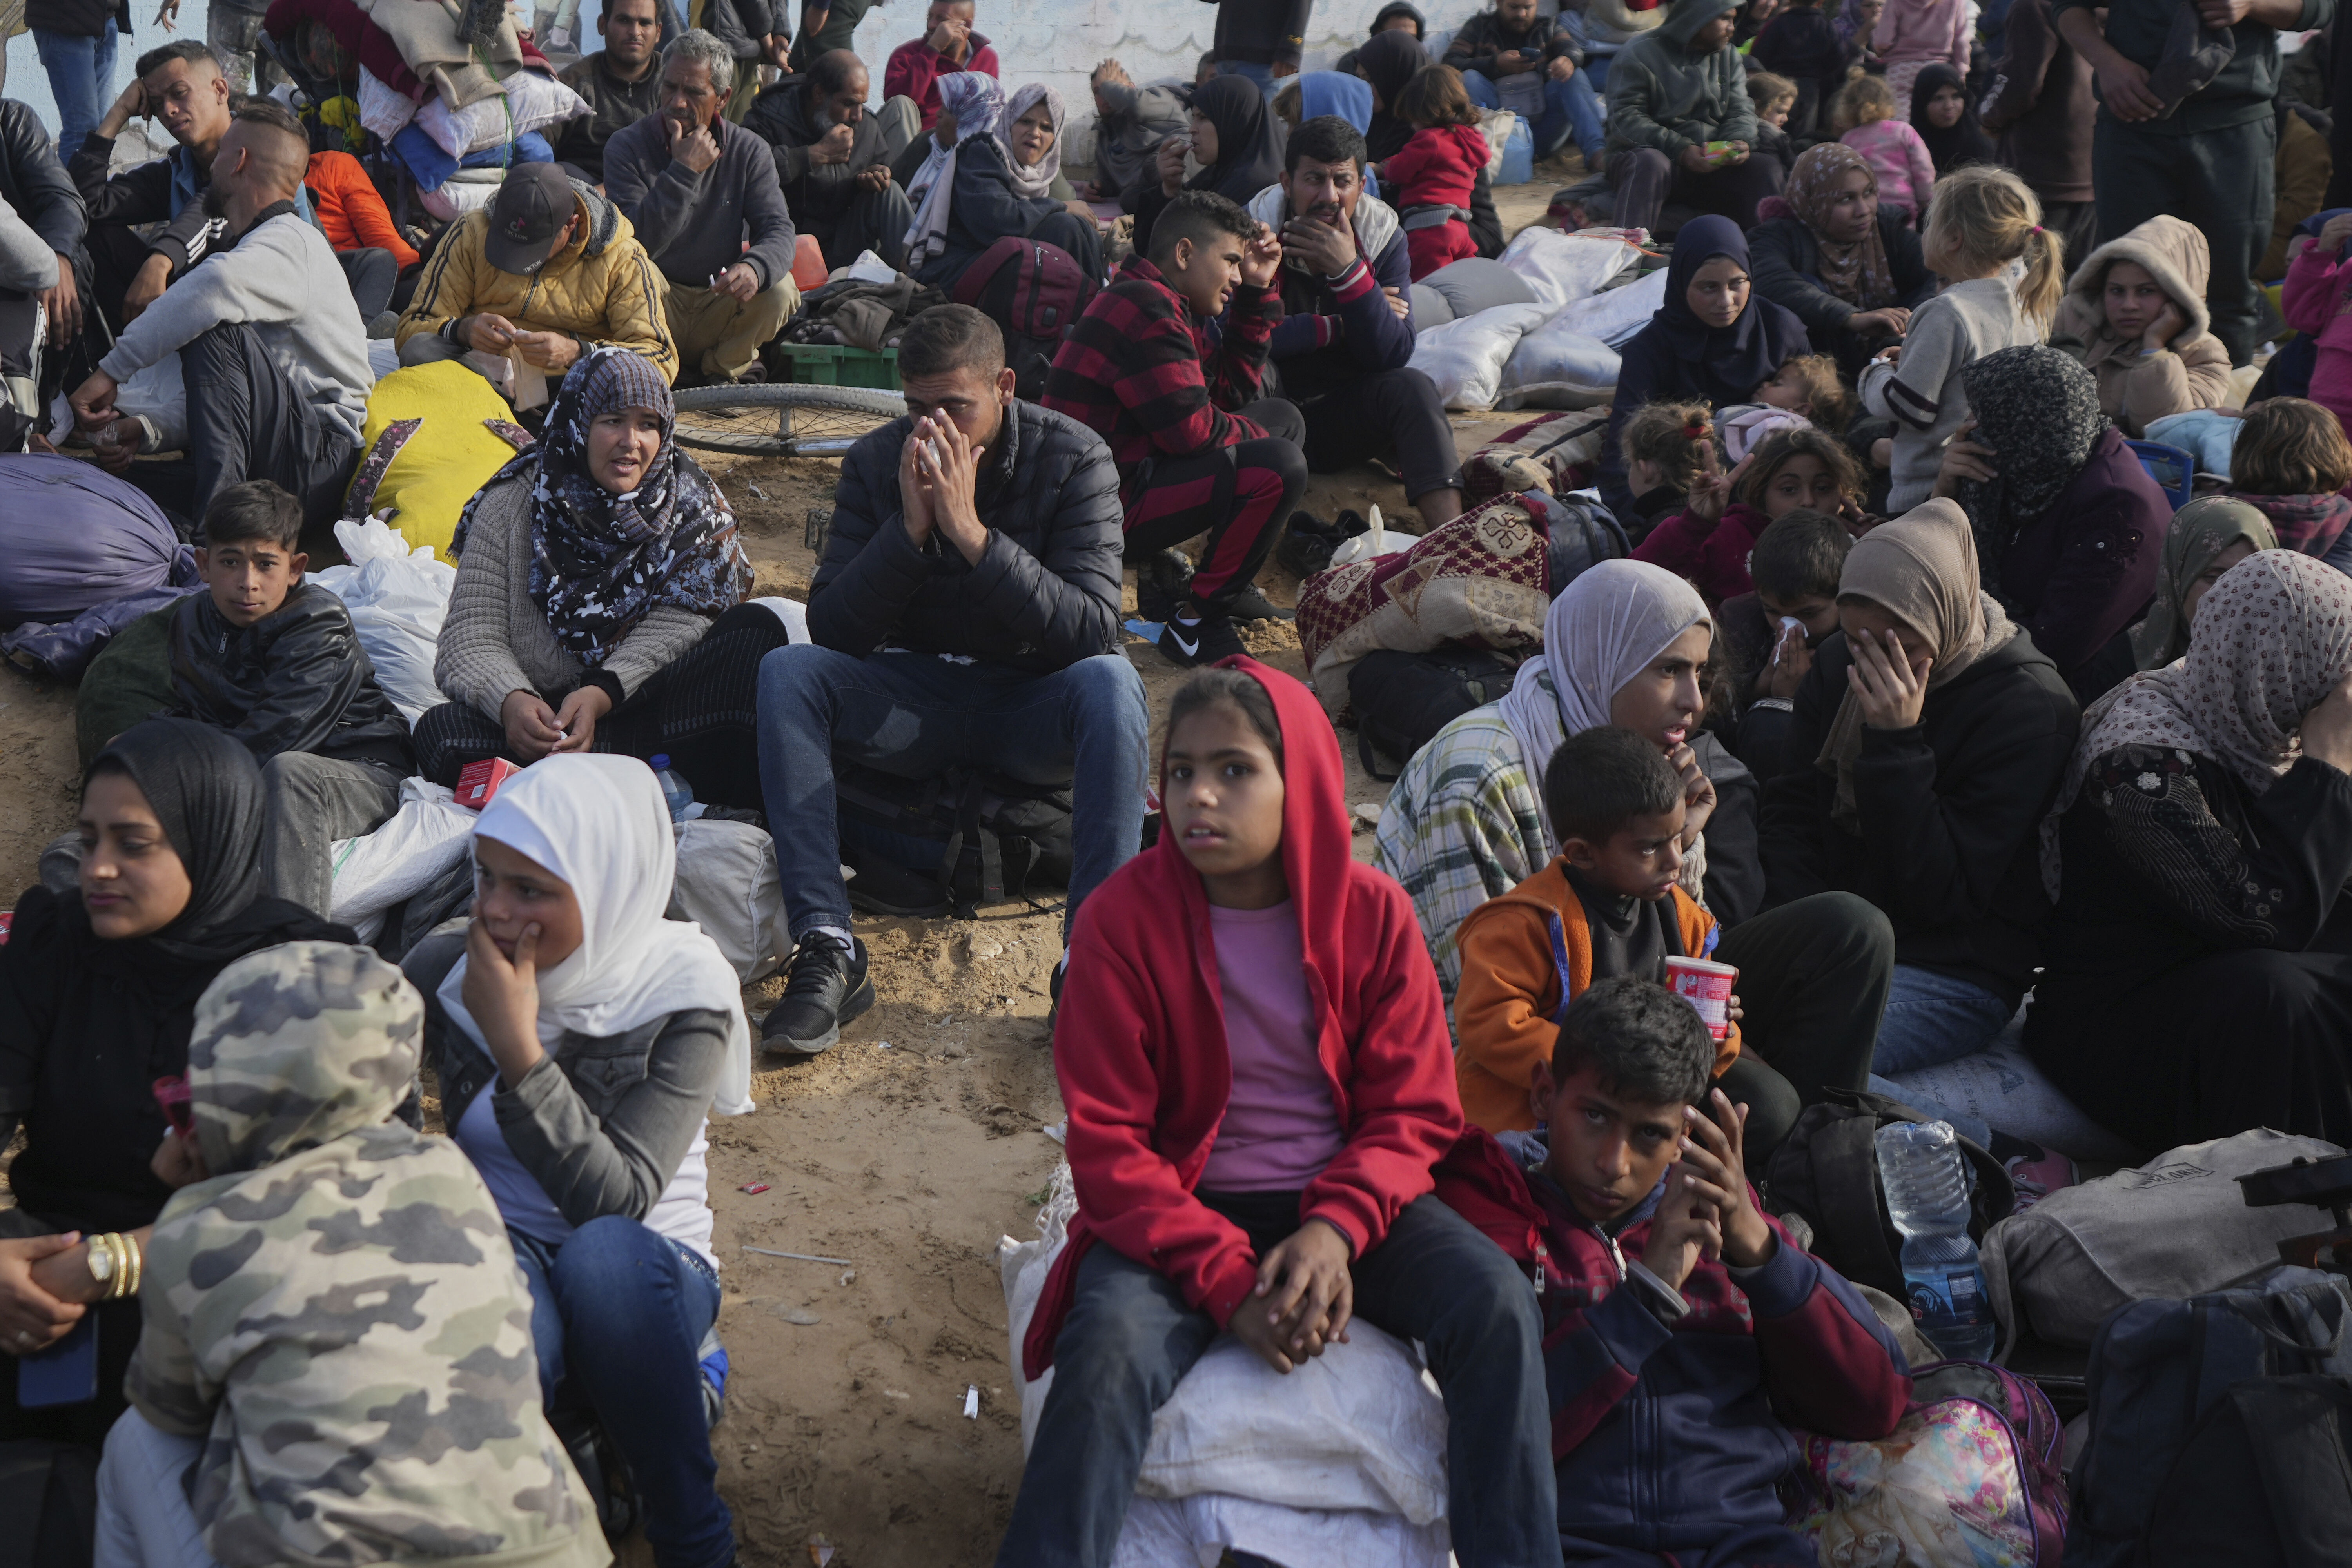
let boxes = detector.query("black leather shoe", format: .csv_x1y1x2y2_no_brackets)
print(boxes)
761,935,875,1054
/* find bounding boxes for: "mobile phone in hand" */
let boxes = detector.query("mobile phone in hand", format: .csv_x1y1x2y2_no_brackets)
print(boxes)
18,1316,98,1408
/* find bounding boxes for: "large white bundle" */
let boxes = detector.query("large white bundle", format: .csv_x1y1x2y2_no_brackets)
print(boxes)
1498,314,1620,410
415,70,590,158
328,779,475,937
309,516,456,724
1497,226,1641,308
1406,301,1553,411
1552,265,1670,348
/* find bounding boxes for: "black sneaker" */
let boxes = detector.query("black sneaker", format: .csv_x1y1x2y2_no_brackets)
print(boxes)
761,935,875,1055
1223,583,1296,622
1157,615,1246,668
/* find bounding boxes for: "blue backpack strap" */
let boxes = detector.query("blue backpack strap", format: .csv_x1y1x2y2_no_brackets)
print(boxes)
1548,911,1576,1025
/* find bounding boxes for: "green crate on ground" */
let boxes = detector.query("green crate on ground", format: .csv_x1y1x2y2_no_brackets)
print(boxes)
773,343,901,390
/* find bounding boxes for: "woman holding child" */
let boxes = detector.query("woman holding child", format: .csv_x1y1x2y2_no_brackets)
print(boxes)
416,346,788,808
2029,550,2352,1152
405,753,751,1568
1748,143,1933,378
0,720,351,1444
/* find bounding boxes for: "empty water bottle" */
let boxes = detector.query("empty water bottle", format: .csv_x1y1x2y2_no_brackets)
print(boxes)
650,754,694,823
1875,1119,1997,1361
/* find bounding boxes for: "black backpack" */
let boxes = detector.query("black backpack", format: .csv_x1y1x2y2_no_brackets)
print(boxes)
1763,1087,2014,1300
834,762,1073,920
951,236,1100,402
1348,646,1523,781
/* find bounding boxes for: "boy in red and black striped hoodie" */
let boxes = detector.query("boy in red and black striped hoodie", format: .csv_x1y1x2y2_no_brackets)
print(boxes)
1043,189,1308,667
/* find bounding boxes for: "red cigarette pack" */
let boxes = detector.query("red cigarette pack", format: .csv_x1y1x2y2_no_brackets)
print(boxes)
455,757,521,811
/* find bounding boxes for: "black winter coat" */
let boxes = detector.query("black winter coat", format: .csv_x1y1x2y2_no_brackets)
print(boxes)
810,400,1125,672
70,134,219,277
0,100,84,258
1747,205,1933,373
1758,629,2081,1007
1201,0,1312,66
166,583,415,773
25,0,127,41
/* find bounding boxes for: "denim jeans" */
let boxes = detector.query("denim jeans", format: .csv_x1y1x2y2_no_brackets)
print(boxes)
994,1194,1563,1568
1461,64,1606,161
511,1219,732,1568
35,19,116,165
756,646,1149,941
1866,963,2013,1149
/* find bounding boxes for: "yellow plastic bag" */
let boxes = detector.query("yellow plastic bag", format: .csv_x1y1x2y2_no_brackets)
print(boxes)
341,361,532,557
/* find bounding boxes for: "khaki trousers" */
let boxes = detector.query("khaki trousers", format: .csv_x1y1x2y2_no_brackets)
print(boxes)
664,276,799,381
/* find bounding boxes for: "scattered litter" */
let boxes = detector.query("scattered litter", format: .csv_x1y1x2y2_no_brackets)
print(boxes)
806,1533,835,1566
838,1268,856,1286
877,1039,893,1049
963,1384,980,1419
1351,802,1385,833
1043,1119,1068,1145
746,481,767,499
774,1304,821,1326
742,1246,855,1265
884,1388,910,1401
738,1182,771,1194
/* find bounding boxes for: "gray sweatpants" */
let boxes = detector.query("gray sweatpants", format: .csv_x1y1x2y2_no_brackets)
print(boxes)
261,753,405,920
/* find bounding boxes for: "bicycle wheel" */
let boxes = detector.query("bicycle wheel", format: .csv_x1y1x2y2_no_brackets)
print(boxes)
670,383,906,458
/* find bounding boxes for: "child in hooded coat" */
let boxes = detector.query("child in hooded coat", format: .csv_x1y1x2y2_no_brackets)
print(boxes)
2051,215,2236,438
996,658,1561,1568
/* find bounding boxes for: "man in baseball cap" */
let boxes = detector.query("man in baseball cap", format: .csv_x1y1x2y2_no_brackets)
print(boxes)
395,161,679,392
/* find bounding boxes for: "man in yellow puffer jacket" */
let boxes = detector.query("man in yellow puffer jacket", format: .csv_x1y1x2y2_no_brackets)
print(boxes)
395,161,678,387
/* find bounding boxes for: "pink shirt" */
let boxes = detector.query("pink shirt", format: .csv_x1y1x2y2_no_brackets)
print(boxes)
1201,902,1346,1192
1840,119,1937,219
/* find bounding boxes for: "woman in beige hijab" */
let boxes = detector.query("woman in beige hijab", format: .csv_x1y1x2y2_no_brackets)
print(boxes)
1758,499,2082,1149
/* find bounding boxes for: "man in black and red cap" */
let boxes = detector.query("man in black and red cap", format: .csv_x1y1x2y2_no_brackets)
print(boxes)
394,159,678,390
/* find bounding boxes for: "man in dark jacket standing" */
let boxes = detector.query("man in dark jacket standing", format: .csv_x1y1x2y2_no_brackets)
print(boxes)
605,30,799,385
755,304,1145,1054
71,39,232,331
1250,116,1462,529
554,0,667,184
1201,0,1311,94
1981,0,2097,266
0,98,88,417
745,49,914,269
2055,0,2323,364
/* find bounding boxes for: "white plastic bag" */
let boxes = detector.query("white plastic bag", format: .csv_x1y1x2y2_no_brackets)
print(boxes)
328,777,476,937
415,70,590,158
309,517,457,724
1406,301,1553,411
1552,265,1669,348
668,817,785,982
1498,315,1621,410
1497,226,1641,309
356,67,417,142
1472,107,1517,177
831,250,902,285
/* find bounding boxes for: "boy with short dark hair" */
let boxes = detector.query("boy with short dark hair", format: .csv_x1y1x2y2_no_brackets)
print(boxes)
1725,506,1854,774
1043,188,1308,667
1435,972,1913,1566
169,479,412,918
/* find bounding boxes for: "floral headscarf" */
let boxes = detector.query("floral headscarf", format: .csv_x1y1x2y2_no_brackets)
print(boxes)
2040,550,2352,897
904,73,1008,267
1785,143,1896,312
455,347,750,665
2129,497,2279,670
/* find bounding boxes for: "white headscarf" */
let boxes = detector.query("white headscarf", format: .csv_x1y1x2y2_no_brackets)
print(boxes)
1004,82,1067,202
1497,559,1712,848
436,754,754,1117
905,73,1009,269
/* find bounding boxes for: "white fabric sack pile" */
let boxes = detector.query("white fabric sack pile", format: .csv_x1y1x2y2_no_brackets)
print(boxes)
1497,226,1641,309
357,67,418,142
1498,315,1621,410
1408,301,1553,411
415,69,592,158
328,778,476,941
309,516,456,724
1551,265,1670,348
1001,1164,1453,1568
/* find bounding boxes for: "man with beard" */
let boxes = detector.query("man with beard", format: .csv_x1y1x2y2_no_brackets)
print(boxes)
554,0,669,185
746,47,914,269
1243,114,1462,530
65,101,369,530
69,40,234,329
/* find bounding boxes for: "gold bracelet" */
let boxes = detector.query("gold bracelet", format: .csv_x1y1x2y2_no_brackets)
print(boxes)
123,1233,142,1301
99,1234,126,1301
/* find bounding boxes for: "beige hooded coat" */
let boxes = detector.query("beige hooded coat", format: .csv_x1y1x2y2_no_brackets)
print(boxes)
2051,214,2235,438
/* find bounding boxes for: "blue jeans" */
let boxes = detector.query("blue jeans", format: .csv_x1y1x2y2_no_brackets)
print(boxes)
995,1193,1563,1568
512,1219,732,1568
1214,59,1278,96
756,646,1149,941
34,19,116,165
1867,963,2013,1149
1461,64,1605,161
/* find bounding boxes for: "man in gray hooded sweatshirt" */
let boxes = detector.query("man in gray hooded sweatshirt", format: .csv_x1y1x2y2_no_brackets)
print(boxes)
1605,0,1785,233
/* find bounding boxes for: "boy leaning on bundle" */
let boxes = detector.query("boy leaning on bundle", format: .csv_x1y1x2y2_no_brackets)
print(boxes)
1436,971,1913,1564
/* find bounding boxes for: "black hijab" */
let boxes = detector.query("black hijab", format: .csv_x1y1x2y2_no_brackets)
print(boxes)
1652,215,1811,398
1358,28,1428,158
1909,63,1995,174
1188,74,1287,203
0,719,353,1233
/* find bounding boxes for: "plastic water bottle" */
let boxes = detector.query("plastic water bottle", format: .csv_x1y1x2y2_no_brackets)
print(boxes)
650,754,694,823
1875,1120,1997,1361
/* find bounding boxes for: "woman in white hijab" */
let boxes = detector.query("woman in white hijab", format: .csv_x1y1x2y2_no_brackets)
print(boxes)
403,753,751,1568
1374,558,1895,1163
904,73,1104,293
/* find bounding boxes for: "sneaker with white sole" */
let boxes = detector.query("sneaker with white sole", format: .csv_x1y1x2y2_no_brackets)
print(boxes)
760,935,875,1054
1157,614,1245,668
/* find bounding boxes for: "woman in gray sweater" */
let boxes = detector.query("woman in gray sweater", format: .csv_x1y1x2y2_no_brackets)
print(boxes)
416,347,784,806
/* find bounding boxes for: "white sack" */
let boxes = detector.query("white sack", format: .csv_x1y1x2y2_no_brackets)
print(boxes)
309,516,457,724
328,778,475,934
1552,266,1669,348
1407,301,1553,411
1497,226,1641,309
415,70,591,158
1498,316,1621,410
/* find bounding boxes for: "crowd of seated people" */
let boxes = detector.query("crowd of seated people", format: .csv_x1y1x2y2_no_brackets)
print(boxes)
7,0,2352,1563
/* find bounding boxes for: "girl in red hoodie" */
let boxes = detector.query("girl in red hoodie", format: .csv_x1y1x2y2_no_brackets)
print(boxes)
1381,65,1492,281
996,660,1563,1568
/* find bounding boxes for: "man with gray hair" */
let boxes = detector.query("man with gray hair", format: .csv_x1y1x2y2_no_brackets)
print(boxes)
605,27,800,385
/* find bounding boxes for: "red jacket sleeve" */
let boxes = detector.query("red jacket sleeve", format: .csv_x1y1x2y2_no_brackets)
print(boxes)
1630,506,1712,577
1743,1222,1914,1439
1299,875,1465,1258
1053,920,1264,1328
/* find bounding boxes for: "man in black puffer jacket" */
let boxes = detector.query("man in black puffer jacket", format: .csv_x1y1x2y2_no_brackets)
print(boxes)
754,303,1145,1054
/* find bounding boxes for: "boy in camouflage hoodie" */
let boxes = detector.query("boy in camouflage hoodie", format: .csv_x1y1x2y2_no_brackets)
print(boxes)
100,941,612,1568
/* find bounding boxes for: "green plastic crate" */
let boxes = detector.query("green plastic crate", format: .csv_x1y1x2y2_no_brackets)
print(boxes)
773,343,901,390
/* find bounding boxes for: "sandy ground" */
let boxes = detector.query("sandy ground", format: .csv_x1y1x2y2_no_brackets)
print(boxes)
0,167,1572,1568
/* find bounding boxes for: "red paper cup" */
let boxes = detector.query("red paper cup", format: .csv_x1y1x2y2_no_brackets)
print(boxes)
1664,956,1738,1041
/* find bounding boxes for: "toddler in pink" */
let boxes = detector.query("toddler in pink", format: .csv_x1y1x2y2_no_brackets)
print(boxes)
1874,0,1969,104
1836,75,1935,221
2282,216,2352,440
